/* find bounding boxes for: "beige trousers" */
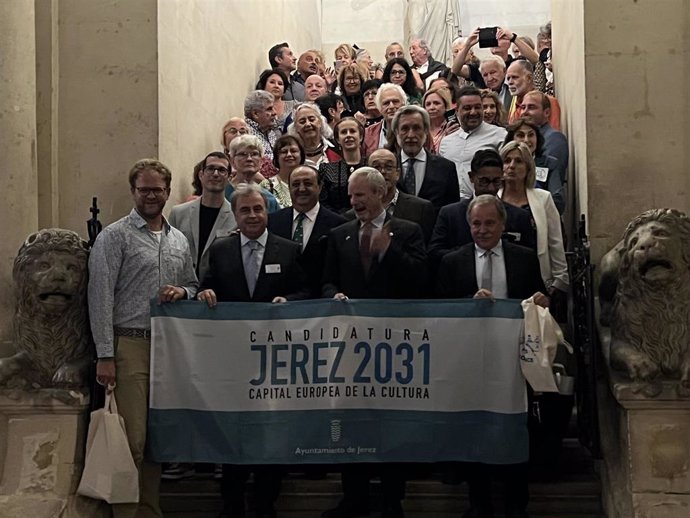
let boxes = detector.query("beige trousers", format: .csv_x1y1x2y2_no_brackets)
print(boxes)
112,335,162,518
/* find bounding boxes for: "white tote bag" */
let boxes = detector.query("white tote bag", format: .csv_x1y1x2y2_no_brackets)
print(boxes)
77,389,140,503
520,297,573,392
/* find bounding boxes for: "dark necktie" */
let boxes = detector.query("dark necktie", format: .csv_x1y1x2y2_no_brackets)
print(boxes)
292,212,306,249
360,223,373,275
403,157,416,195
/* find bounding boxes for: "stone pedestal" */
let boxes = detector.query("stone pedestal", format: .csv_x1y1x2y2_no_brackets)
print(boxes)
598,328,690,518
0,390,108,518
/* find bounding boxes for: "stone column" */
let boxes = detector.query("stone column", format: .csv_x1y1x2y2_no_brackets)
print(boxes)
552,0,690,263
0,1,39,347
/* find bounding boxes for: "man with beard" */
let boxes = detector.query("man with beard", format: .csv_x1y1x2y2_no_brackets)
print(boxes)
391,105,460,211
506,60,561,129
439,86,506,199
169,152,236,280
89,159,198,518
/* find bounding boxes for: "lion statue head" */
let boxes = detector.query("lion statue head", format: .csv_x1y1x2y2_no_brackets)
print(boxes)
1,229,91,388
609,208,690,396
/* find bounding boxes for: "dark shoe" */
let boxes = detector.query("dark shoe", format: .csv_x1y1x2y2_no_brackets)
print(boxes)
321,500,370,518
462,507,493,518
380,500,404,518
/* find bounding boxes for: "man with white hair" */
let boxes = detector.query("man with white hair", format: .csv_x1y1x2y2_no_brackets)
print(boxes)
363,83,407,155
243,90,280,159
409,37,449,88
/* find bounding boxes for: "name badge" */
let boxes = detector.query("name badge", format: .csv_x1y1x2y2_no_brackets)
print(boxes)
265,264,281,274
535,167,549,183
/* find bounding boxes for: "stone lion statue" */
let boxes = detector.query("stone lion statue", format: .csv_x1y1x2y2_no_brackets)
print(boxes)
601,208,690,397
0,229,91,388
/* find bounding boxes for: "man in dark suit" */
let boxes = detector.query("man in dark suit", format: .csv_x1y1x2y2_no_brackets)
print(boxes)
391,105,460,210
429,149,535,265
368,149,436,243
268,165,346,297
321,168,427,518
198,183,308,518
322,167,427,301
436,194,548,518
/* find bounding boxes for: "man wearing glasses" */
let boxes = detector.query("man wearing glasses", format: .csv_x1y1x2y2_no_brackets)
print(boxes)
428,149,535,266
88,159,198,517
169,152,237,280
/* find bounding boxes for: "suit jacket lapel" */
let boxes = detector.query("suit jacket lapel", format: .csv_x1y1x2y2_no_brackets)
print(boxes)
464,245,479,294
252,234,276,300
503,242,519,298
235,236,251,300
305,208,326,251
189,199,201,261
202,200,233,257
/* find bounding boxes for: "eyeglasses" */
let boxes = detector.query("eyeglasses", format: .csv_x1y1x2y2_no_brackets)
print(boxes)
203,166,229,176
279,148,300,156
224,127,248,135
235,151,261,160
345,77,360,83
135,187,168,197
475,177,504,187
390,69,406,76
363,90,378,97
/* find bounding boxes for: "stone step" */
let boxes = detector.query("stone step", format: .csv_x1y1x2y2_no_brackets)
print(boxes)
161,440,601,517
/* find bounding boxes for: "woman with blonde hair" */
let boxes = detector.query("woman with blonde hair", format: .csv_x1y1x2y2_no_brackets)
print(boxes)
499,141,568,296
480,89,508,127
334,43,356,66
422,87,457,153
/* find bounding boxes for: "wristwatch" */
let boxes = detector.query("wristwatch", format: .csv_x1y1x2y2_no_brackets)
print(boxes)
510,33,518,43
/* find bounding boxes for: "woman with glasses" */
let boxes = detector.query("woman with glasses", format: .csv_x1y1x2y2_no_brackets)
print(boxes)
319,117,366,213
382,58,423,105
225,134,281,213
337,64,366,116
504,118,564,214
361,79,383,127
260,135,306,208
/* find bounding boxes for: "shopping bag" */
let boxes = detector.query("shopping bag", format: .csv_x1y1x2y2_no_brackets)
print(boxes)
77,388,140,503
520,297,573,392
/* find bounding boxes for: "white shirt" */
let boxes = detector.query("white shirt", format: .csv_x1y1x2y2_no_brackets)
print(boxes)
439,122,507,199
291,202,320,249
400,149,427,196
378,123,389,149
474,240,508,299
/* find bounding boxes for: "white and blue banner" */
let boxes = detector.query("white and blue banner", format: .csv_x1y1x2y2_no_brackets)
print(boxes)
148,299,527,465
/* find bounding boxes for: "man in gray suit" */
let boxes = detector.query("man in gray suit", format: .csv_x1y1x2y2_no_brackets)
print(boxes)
168,151,237,280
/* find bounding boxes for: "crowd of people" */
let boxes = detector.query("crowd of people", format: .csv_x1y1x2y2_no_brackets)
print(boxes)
89,20,570,518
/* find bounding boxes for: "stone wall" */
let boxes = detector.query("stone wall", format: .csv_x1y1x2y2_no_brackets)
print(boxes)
552,0,690,262
158,0,323,204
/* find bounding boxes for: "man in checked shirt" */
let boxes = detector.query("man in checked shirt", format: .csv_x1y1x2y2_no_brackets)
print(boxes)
88,159,198,518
